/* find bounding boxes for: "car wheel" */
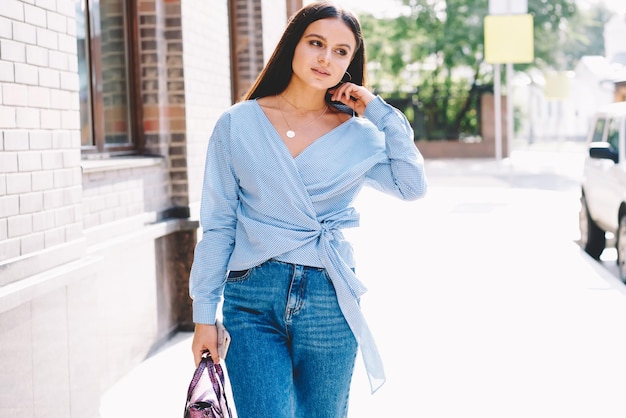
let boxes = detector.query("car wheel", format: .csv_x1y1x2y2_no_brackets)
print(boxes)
579,195,605,259
617,215,626,282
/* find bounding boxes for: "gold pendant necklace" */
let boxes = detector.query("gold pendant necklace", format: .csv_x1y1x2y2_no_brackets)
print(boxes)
277,95,327,139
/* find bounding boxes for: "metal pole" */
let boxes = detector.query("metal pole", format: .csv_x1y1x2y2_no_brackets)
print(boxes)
528,78,534,144
494,64,502,161
506,62,514,158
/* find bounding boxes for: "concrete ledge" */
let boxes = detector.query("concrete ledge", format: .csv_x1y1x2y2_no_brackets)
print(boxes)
84,216,199,254
0,240,88,288
0,255,101,314
0,216,199,308
81,156,165,174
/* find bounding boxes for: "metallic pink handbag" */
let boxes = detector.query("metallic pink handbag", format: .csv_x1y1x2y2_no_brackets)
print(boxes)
184,352,232,418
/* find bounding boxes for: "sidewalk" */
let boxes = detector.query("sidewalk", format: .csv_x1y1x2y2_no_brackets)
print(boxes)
99,332,195,417
102,141,626,417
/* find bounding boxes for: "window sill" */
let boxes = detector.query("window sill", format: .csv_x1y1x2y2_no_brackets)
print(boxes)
81,155,165,174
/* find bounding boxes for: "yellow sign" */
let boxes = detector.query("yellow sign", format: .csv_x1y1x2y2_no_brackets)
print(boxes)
484,14,534,64
544,71,571,100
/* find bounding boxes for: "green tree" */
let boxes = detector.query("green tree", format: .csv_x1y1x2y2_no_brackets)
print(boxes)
361,0,578,140
561,3,614,69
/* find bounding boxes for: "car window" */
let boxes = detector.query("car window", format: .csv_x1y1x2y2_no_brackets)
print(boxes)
607,117,620,151
591,118,606,142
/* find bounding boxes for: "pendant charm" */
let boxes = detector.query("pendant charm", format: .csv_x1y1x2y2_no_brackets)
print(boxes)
286,130,296,138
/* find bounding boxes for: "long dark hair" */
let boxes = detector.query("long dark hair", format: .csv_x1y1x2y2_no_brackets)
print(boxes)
241,2,367,102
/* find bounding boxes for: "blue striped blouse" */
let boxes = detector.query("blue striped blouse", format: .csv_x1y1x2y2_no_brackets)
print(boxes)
189,95,427,392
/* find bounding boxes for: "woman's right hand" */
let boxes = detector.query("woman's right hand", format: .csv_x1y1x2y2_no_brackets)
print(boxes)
192,323,219,366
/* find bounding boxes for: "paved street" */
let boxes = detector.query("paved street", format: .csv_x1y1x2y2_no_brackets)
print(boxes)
102,141,626,418
347,141,626,417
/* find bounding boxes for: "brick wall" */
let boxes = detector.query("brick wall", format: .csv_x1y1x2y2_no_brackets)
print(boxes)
81,159,170,229
138,0,189,207
0,3,97,416
231,0,265,101
0,0,83,265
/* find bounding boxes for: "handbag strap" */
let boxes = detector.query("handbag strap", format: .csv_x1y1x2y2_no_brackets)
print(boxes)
186,354,208,401
186,352,232,418
208,360,232,418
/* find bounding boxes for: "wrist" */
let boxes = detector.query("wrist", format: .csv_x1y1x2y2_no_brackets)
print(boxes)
195,322,216,329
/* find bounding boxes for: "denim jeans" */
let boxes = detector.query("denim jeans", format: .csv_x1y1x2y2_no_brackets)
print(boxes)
222,259,358,418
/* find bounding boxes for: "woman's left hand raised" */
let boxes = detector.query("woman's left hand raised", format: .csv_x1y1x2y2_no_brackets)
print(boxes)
329,82,375,115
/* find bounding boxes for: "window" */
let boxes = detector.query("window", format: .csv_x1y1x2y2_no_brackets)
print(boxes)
75,0,139,154
607,117,621,152
590,118,606,143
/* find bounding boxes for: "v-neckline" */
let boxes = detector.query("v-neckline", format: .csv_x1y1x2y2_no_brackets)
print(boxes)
253,100,354,160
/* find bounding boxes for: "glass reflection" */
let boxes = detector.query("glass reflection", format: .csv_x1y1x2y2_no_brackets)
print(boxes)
75,0,93,146
75,0,132,148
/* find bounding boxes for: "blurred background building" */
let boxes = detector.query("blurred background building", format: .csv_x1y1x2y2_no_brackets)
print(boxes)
513,4,626,143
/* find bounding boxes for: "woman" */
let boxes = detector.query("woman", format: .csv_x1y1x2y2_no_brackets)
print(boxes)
189,2,427,417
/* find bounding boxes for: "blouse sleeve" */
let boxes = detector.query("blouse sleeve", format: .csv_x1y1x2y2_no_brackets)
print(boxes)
362,96,428,201
189,112,239,325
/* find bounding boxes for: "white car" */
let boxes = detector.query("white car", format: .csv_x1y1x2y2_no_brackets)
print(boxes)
580,101,626,280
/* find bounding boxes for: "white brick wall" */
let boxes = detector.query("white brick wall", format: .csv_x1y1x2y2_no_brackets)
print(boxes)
0,0,82,263
81,161,169,229
181,0,232,208
262,0,288,63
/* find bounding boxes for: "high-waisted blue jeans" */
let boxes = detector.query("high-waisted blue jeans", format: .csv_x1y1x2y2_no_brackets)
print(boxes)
222,259,358,418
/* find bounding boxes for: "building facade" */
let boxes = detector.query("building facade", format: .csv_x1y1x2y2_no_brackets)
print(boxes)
0,0,298,416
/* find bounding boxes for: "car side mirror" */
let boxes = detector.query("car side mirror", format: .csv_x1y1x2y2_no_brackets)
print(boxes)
588,142,618,163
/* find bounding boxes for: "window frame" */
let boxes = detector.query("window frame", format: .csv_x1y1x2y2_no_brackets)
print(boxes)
78,0,143,157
